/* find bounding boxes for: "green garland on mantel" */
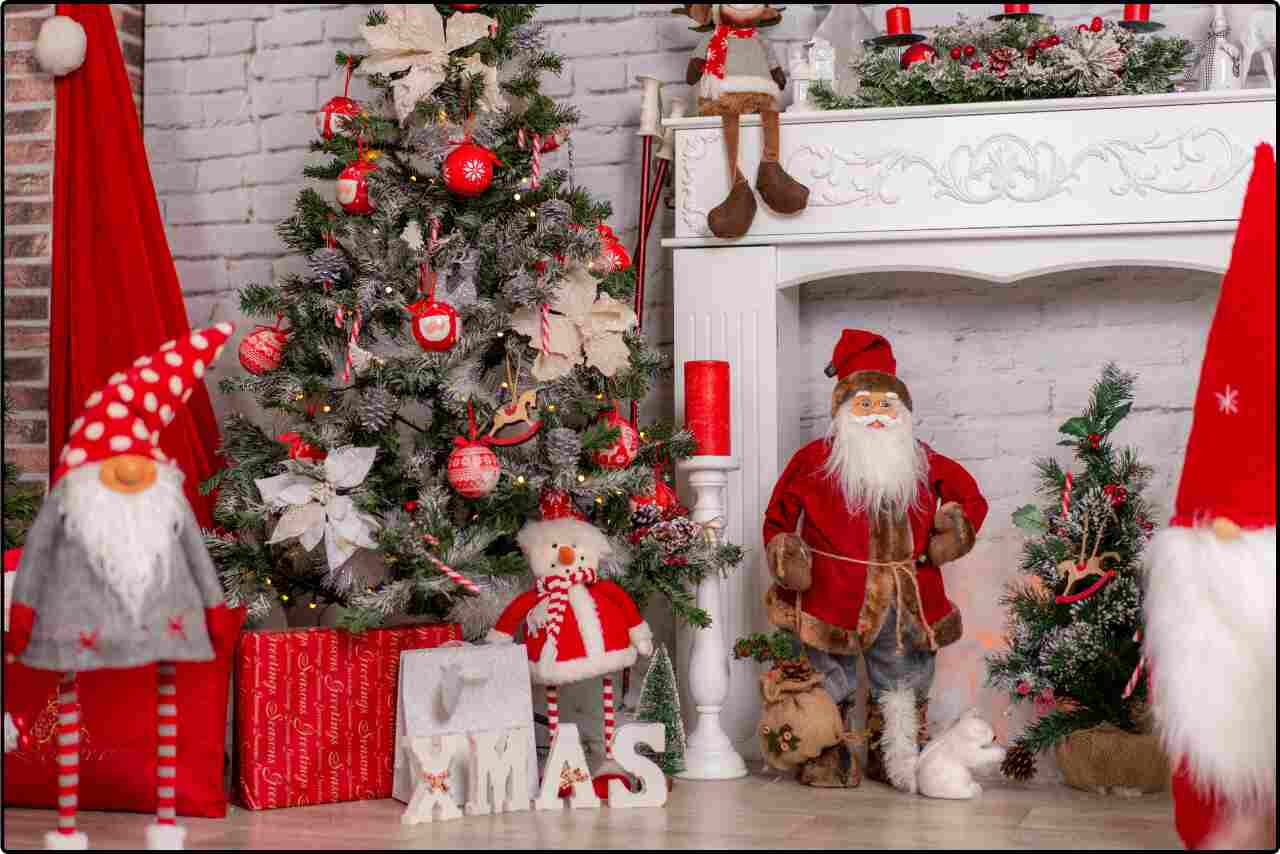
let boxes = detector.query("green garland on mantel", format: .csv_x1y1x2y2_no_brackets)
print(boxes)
813,15,1194,111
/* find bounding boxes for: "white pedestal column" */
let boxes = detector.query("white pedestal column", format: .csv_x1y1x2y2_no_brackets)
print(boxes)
676,456,747,781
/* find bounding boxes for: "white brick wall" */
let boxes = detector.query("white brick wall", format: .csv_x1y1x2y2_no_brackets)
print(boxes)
146,4,1244,747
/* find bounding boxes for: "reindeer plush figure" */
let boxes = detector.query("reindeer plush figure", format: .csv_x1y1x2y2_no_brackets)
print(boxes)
676,4,809,238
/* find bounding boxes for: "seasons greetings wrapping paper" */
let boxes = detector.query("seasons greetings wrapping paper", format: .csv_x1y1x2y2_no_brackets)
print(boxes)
234,623,460,810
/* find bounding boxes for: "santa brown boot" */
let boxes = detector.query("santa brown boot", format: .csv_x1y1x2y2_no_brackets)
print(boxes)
864,698,889,785
707,113,757,239
755,110,808,215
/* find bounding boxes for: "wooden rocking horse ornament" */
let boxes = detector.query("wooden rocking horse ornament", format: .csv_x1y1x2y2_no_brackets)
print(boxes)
1054,514,1119,605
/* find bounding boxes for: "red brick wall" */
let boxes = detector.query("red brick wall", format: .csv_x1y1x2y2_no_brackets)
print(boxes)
2,4,142,485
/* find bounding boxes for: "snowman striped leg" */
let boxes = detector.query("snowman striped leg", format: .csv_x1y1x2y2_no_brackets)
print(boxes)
54,672,81,838
545,684,559,739
602,676,616,758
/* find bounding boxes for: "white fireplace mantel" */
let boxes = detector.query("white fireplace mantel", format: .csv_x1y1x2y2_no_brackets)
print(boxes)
664,88,1276,760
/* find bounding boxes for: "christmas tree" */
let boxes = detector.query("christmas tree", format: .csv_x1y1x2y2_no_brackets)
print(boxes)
635,645,685,776
202,4,740,635
986,363,1157,779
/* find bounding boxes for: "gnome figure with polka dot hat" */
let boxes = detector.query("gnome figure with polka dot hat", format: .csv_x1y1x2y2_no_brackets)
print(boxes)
1143,145,1276,851
4,323,239,851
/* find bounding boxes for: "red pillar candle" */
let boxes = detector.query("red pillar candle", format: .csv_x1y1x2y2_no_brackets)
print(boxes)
1004,4,1031,14
885,6,912,35
1123,4,1151,22
684,360,731,457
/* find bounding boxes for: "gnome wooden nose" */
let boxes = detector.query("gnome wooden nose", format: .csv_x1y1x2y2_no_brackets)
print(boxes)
558,545,576,565
100,453,158,494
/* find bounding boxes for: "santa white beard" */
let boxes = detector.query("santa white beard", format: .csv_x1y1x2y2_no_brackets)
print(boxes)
60,462,188,626
1144,524,1276,807
823,406,929,518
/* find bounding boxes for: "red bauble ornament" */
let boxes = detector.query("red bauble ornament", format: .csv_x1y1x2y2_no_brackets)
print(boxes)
1090,15,1104,32
540,488,586,521
950,46,963,60
404,500,419,513
593,404,639,469
1088,433,1103,449
962,44,976,57
970,61,984,70
239,323,289,375
336,157,377,214
316,96,360,140
900,42,937,70
448,405,500,498
589,223,631,273
539,130,566,153
451,3,482,9
407,263,461,352
1103,484,1129,507
443,141,501,196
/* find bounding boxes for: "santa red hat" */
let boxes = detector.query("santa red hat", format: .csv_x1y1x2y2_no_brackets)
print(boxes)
826,329,913,416
1171,143,1276,531
52,322,235,484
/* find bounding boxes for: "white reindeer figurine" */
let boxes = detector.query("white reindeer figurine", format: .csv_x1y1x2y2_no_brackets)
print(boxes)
1239,6,1276,87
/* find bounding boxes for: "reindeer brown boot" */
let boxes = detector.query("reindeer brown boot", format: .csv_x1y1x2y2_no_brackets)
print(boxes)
755,110,809,215
707,113,757,239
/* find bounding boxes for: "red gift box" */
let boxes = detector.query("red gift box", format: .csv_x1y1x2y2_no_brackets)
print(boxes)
3,607,246,818
234,622,461,810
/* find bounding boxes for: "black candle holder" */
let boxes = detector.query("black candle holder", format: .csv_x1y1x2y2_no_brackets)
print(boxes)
1117,19,1165,32
988,12,1044,22
863,32,927,49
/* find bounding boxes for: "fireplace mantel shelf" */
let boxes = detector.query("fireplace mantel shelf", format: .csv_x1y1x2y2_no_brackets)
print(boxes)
667,87,1276,763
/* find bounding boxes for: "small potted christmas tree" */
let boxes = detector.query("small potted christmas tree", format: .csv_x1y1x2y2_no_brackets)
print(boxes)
987,364,1168,793
635,645,685,789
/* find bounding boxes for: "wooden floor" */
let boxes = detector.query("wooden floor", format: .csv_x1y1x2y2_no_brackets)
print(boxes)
2,770,1182,850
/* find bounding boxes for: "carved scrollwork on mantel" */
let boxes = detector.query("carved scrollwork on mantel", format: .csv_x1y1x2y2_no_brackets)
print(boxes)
785,127,1251,208
679,130,718,236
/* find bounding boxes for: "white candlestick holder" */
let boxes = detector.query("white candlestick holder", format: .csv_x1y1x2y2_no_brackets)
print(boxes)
676,454,748,781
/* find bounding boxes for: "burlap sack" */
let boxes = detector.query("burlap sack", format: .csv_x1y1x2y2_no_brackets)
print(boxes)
1054,724,1171,793
757,659,845,772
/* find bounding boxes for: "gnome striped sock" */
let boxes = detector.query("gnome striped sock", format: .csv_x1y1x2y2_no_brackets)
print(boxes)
156,663,178,825
55,672,80,836
602,676,616,758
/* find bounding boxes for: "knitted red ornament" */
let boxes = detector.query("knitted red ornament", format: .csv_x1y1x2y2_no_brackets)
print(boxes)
592,404,639,469
238,320,289,376
448,404,500,498
540,488,586,522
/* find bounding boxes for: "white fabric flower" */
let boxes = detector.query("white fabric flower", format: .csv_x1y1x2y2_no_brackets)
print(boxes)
510,263,637,381
359,5,494,122
256,446,381,571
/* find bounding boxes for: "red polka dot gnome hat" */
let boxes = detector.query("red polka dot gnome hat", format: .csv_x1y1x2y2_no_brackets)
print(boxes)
825,329,913,416
1171,143,1276,532
52,322,236,484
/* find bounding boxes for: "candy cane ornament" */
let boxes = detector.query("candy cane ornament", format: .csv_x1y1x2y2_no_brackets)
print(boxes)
421,532,481,594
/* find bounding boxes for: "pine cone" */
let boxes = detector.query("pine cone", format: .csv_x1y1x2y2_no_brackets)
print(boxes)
359,388,396,432
1001,743,1037,782
631,504,663,528
310,247,350,285
544,428,582,469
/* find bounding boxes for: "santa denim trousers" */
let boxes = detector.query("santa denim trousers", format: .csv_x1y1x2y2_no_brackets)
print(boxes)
789,604,936,707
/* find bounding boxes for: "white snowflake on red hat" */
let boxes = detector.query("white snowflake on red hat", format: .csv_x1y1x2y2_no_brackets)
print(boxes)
1215,385,1239,415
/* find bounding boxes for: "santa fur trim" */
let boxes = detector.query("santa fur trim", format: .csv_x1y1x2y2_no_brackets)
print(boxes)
44,831,88,850
880,685,920,794
1144,525,1276,805
146,822,187,850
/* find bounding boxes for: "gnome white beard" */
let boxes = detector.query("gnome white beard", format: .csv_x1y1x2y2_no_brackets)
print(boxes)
61,462,189,626
823,406,928,518
1144,525,1276,806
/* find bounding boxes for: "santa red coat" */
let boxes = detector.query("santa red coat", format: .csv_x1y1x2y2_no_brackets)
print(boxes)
763,439,987,654
491,578,651,686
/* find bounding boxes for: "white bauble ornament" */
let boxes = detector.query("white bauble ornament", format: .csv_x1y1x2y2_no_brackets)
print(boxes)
35,16,87,77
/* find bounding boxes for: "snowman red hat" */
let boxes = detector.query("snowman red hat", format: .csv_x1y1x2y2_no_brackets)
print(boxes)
1143,145,1275,835
52,323,235,484
488,516,652,685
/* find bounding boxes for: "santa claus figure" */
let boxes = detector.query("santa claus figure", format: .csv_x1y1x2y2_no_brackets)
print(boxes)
4,323,240,850
1143,144,1276,851
763,330,988,788
487,507,653,784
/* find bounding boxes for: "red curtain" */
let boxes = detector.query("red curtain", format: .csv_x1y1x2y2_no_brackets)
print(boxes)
49,4,223,526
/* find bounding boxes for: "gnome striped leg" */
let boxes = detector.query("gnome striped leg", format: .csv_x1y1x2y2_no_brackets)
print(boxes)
146,663,186,850
545,684,559,738
602,676,616,758
46,672,89,849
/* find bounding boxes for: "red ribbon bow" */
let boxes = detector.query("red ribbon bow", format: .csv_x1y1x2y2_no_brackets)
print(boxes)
278,432,327,461
453,403,494,449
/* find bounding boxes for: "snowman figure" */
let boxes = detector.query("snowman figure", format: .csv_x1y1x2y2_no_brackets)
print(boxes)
487,508,653,786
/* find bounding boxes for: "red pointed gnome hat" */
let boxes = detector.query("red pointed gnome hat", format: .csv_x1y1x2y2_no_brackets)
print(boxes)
52,323,236,485
827,329,913,415
1171,144,1276,530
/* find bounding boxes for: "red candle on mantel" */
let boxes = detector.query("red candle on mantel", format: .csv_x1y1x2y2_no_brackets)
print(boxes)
1004,4,1031,13
1123,4,1151,22
684,360,731,457
885,6,912,35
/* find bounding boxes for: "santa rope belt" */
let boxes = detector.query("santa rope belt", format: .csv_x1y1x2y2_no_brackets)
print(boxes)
805,549,939,653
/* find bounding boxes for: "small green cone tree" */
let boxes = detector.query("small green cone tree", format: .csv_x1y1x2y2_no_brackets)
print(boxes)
635,644,685,777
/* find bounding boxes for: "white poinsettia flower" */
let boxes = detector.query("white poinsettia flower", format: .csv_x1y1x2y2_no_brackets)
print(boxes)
359,5,495,121
510,263,637,381
256,445,382,571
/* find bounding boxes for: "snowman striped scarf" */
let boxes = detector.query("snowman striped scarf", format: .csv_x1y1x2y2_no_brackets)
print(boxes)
530,568,598,642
